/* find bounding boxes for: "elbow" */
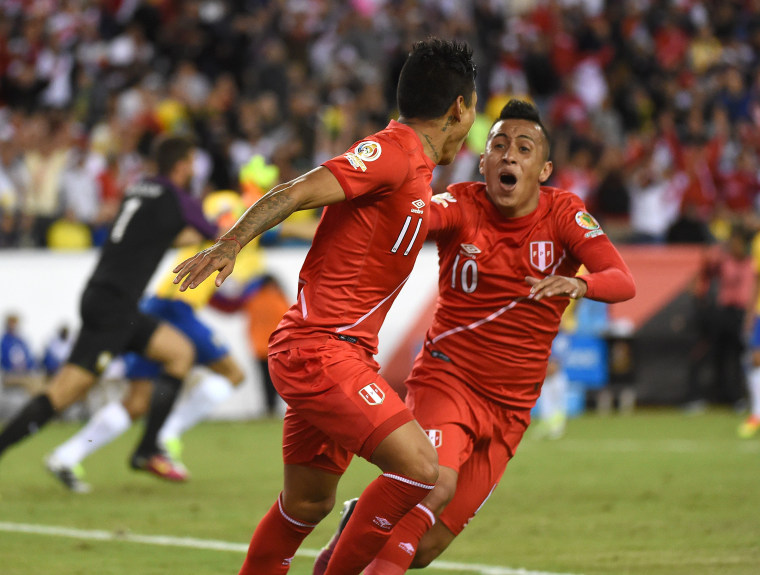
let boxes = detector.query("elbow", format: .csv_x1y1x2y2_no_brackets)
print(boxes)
623,281,636,302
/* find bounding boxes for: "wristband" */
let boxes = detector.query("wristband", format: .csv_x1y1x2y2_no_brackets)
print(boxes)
217,236,243,252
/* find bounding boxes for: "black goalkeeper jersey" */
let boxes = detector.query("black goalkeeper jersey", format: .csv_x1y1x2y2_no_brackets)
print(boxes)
86,176,216,304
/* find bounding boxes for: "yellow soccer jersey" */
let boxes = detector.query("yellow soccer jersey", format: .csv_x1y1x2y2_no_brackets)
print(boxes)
152,190,266,307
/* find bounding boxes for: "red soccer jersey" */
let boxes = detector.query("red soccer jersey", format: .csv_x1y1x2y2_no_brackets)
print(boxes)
269,121,436,355
425,183,633,409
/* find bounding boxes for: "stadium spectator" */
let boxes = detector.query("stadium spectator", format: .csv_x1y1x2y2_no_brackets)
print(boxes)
41,324,73,377
173,37,477,575
313,98,635,575
1,2,759,246
683,224,757,412
0,312,43,394
0,134,218,482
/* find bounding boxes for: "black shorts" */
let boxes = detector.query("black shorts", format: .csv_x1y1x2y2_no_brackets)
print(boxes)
67,283,160,375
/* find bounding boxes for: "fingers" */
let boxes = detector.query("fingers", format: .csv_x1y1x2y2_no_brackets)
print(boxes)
173,254,215,292
215,262,234,287
172,256,195,275
527,276,582,301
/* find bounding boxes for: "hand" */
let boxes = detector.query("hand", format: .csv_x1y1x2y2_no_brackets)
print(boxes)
173,241,239,291
525,275,587,301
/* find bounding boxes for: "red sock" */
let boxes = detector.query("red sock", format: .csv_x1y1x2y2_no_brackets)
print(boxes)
364,504,436,574
239,493,317,575
324,473,434,575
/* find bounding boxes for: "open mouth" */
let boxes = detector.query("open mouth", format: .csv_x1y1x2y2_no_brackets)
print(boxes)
500,173,517,186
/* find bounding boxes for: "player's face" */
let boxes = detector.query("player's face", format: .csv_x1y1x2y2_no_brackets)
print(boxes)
439,89,478,165
480,119,553,218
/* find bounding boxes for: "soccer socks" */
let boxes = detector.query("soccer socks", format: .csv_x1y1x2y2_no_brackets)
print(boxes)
749,366,760,418
132,374,183,458
238,493,317,575
324,473,435,575
158,371,234,445
51,401,132,467
0,394,56,457
363,504,436,575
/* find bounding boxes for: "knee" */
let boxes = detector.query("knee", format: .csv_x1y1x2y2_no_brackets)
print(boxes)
406,441,439,486
282,492,336,525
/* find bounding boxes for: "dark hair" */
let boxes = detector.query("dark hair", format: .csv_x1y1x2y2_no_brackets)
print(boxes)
497,99,551,158
396,37,477,120
151,134,195,175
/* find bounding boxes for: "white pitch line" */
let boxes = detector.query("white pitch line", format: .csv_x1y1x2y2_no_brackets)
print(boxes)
0,521,582,575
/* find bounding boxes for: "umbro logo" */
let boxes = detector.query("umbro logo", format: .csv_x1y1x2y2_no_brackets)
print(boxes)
398,542,415,556
373,516,393,529
411,199,425,214
460,243,481,255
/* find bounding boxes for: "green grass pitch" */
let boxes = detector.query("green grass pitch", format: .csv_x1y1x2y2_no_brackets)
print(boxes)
1,409,759,575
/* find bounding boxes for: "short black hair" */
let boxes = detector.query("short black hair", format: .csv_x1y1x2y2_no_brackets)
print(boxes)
496,99,551,158
151,134,195,175
396,37,477,120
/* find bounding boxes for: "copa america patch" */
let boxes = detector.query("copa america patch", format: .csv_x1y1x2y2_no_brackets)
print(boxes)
575,211,600,230
354,140,382,161
359,382,385,405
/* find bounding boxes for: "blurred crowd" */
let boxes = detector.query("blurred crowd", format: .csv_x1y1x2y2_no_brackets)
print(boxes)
1,0,760,249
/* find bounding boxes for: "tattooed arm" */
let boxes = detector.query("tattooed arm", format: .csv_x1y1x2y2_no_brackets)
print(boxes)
173,166,345,291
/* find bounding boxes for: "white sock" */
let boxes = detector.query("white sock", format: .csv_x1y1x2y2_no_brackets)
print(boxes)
540,370,569,421
749,366,760,418
158,371,234,443
51,401,132,467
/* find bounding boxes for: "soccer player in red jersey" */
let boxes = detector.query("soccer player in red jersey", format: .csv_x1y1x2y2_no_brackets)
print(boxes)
173,38,478,574
313,99,636,574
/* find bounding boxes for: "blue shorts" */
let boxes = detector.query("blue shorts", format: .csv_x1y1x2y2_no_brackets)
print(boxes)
124,296,229,378
751,316,760,348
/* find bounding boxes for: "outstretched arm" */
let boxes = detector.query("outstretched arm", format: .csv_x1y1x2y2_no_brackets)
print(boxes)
173,167,345,291
526,239,636,303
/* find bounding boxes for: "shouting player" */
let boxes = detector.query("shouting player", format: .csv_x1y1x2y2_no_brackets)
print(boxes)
173,38,478,575
313,99,636,574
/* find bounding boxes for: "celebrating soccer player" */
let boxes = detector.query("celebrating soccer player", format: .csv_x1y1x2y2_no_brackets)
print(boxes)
173,38,477,575
313,99,636,574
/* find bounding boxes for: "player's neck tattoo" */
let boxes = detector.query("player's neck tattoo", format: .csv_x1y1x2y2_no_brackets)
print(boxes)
423,134,440,162
441,115,454,132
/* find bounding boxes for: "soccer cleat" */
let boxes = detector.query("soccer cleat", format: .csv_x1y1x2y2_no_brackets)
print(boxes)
45,454,92,493
130,451,189,482
737,416,760,439
312,498,358,575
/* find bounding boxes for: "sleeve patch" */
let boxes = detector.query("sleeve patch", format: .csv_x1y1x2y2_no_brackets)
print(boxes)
343,152,367,171
354,140,382,161
575,211,600,230
431,191,457,208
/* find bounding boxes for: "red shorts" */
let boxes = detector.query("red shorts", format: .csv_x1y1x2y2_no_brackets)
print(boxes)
405,352,531,535
270,338,413,475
